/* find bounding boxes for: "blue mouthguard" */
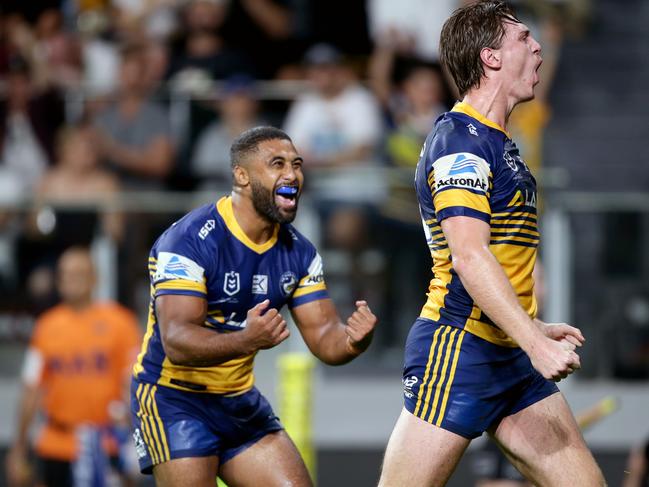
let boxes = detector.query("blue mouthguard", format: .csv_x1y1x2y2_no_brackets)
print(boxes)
276,186,298,196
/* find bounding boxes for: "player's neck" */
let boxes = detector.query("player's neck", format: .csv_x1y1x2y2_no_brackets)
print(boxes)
230,192,277,244
462,86,516,130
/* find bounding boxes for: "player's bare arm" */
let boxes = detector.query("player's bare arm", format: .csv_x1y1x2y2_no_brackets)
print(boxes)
440,215,580,381
291,298,377,365
157,295,289,367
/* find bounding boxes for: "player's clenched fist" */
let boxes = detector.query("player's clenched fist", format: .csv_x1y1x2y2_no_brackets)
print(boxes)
243,300,290,351
528,336,581,382
345,300,378,355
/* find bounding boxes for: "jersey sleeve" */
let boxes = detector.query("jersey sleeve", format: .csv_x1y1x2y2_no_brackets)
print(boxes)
152,226,209,299
429,148,492,223
288,248,329,308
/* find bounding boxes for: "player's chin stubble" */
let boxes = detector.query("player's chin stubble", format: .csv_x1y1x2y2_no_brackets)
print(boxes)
250,179,297,224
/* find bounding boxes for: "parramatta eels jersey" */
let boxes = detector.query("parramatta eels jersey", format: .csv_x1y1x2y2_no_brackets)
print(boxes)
133,196,328,393
415,102,539,347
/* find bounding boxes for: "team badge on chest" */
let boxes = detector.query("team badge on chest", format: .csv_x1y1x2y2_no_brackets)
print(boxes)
279,271,298,296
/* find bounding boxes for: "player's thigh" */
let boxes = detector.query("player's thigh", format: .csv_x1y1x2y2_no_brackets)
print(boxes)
491,392,605,487
153,456,219,487
379,408,470,487
219,430,312,487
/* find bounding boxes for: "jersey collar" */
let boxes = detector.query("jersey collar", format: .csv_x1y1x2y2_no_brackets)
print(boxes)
216,196,279,254
452,101,511,138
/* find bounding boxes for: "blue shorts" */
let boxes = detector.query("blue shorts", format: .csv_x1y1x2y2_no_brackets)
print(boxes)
403,318,559,439
130,379,283,474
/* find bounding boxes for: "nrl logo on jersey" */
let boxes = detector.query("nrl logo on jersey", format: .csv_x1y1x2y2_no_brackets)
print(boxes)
504,151,519,172
223,271,240,296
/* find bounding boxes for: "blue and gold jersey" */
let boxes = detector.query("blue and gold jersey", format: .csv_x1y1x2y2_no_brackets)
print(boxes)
415,102,539,347
133,196,328,393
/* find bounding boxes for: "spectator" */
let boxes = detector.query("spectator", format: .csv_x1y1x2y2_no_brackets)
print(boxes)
367,0,462,61
166,0,256,88
0,55,64,198
92,44,175,189
283,43,384,313
221,0,301,78
16,125,124,310
283,43,382,172
5,246,141,487
190,74,262,187
112,0,181,42
32,8,82,90
31,125,124,243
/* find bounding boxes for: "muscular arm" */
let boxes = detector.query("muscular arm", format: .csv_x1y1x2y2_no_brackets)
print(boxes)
441,216,579,380
157,295,288,367
291,298,376,366
441,216,543,347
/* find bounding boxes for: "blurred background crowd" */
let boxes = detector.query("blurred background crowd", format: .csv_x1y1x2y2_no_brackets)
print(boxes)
0,0,648,485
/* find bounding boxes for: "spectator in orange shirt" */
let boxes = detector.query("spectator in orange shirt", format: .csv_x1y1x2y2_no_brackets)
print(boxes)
5,246,141,487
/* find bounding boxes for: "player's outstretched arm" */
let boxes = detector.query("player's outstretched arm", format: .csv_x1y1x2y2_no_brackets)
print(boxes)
157,296,289,367
441,215,580,382
290,298,377,365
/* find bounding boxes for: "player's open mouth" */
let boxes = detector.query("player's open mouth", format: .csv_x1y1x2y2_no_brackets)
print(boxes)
275,186,298,210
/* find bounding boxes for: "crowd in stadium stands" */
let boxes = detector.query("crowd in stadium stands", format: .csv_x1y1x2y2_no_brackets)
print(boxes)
0,0,580,334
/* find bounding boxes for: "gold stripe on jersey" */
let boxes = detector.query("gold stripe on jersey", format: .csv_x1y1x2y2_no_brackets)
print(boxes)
427,169,436,192
292,281,327,298
420,216,452,321
155,279,207,295
434,330,466,427
217,197,279,254
133,299,156,377
157,354,256,394
452,102,510,137
425,328,458,423
433,189,490,216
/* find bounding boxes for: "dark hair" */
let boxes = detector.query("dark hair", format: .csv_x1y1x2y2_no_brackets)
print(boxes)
439,1,519,97
230,126,292,168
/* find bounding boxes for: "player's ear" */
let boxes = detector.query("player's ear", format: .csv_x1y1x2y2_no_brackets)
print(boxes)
232,164,249,187
480,47,501,70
